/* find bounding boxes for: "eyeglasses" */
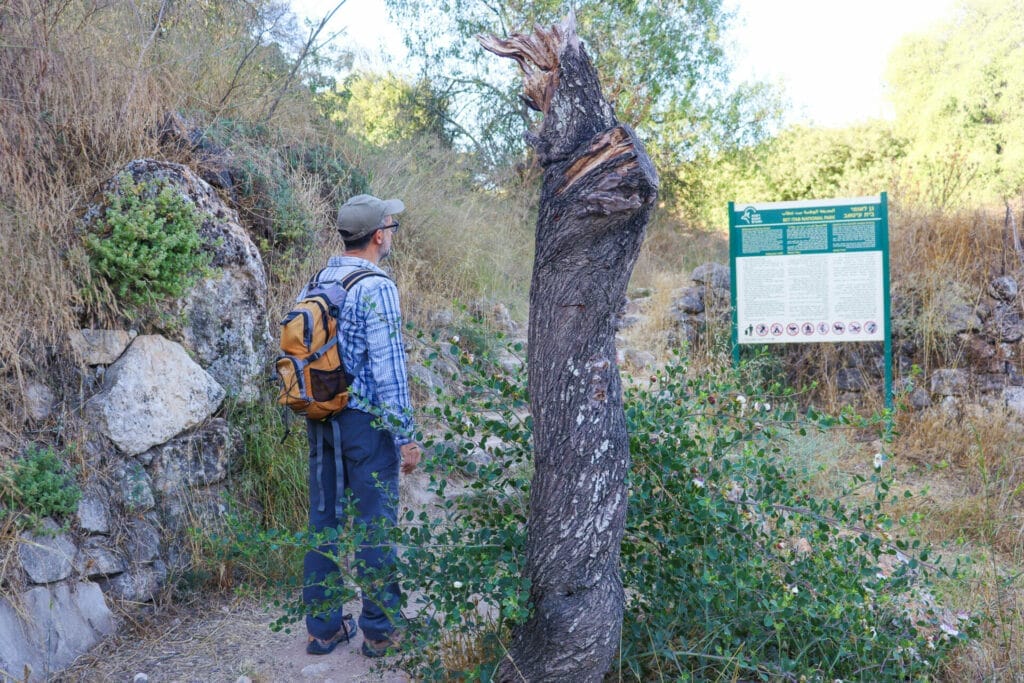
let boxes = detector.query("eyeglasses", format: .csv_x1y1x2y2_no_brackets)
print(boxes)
380,221,399,233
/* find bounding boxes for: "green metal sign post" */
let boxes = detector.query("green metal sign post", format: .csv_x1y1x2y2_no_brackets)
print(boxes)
728,193,893,409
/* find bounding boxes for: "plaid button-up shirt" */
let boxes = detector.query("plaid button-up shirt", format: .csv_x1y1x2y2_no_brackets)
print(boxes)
297,256,415,446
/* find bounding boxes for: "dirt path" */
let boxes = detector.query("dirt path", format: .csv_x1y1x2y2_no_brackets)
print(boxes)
59,472,444,682
59,593,411,683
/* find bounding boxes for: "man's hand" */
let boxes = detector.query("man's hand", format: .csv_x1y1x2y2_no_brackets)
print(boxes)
400,442,422,474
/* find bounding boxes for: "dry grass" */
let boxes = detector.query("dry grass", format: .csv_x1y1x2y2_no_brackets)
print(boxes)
889,201,1020,373
631,210,729,289
343,136,536,322
0,0,327,435
893,405,1024,555
941,561,1024,682
258,134,537,332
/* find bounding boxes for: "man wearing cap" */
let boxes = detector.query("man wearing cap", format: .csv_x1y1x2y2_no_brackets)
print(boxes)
299,194,422,658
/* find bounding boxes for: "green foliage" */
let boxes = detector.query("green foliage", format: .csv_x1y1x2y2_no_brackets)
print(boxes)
229,398,310,534
188,505,306,593
182,400,309,593
384,0,779,169
284,144,371,209
886,0,1024,204
203,119,313,251
321,71,451,147
673,0,1024,223
0,444,81,531
203,120,370,253
679,122,909,229
237,321,971,679
617,354,974,680
83,172,210,310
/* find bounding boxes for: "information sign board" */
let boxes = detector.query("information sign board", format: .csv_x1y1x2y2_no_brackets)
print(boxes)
728,194,892,404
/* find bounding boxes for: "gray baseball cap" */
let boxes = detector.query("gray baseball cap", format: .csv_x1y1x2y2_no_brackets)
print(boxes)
336,194,405,241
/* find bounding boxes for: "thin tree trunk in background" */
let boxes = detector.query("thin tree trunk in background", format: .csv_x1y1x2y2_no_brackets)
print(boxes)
481,15,658,682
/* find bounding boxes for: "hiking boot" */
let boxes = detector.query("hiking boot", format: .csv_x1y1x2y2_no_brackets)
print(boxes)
306,614,357,655
361,628,404,658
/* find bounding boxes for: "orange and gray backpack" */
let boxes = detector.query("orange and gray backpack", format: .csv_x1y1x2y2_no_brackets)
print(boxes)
275,268,381,420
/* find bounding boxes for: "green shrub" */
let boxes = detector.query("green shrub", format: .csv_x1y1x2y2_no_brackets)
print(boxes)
0,445,81,531
229,398,309,534
244,324,973,680
617,355,974,680
179,400,310,593
83,172,210,311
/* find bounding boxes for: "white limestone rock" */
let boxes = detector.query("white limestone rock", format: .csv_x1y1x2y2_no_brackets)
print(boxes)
87,335,225,456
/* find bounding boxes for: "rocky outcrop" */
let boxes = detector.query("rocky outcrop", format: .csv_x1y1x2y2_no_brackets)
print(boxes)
0,154,271,679
115,159,272,402
0,582,114,682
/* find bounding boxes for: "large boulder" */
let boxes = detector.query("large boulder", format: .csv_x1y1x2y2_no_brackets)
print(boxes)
691,262,731,290
87,335,225,455
0,582,115,682
115,159,272,402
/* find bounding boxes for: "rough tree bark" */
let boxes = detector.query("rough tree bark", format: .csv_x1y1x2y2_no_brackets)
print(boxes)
480,15,658,682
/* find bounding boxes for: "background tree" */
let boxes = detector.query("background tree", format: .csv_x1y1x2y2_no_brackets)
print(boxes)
675,122,909,229
320,71,451,147
886,0,1024,206
385,0,780,173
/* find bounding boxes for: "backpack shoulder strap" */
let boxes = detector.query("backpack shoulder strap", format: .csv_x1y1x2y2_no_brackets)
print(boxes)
340,268,387,291
308,268,328,286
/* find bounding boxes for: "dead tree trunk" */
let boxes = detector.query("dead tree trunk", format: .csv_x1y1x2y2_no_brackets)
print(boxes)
480,15,658,682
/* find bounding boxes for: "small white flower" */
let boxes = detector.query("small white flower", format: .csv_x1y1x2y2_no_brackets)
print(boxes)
735,395,747,404
451,335,460,343
692,477,705,489
453,580,464,589
763,402,770,412
939,622,960,637
789,585,799,595
873,452,887,470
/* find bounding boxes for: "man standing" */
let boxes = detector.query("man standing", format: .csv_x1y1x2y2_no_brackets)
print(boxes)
301,194,422,658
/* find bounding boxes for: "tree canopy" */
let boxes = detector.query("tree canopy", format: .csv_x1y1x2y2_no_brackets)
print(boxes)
382,0,780,171
320,71,451,147
886,0,1024,203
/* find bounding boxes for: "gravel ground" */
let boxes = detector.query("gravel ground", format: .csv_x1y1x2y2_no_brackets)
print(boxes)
58,594,410,683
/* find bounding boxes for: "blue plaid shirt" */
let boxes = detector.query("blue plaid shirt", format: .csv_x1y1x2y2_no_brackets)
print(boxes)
297,256,415,446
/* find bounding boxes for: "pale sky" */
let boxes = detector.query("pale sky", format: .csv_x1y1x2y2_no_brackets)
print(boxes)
293,0,957,128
